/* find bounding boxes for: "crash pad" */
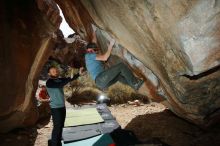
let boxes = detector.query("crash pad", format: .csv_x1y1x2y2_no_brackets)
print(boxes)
62,134,115,146
96,104,111,113
62,125,101,143
100,120,121,134
64,108,104,127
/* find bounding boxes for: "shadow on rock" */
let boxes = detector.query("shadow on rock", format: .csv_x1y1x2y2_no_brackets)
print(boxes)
125,109,220,146
0,127,38,146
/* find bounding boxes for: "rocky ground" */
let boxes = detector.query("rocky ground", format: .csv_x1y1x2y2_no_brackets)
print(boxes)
1,102,220,146
110,103,220,146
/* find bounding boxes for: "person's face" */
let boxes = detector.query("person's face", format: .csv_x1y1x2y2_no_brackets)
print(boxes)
48,67,59,78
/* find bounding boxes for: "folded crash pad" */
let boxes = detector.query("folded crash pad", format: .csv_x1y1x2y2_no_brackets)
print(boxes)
96,104,111,113
61,104,120,144
100,120,121,134
99,112,115,120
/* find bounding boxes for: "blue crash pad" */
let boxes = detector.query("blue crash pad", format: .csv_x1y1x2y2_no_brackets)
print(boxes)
62,134,114,146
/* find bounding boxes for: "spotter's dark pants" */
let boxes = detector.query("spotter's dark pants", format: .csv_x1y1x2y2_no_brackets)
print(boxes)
50,107,66,146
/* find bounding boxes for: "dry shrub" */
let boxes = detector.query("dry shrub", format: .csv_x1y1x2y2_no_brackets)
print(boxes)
76,73,97,88
64,73,149,105
65,74,102,105
107,82,133,104
66,88,99,105
107,82,149,104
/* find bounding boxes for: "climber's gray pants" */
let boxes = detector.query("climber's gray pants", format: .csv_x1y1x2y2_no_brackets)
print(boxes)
95,62,138,90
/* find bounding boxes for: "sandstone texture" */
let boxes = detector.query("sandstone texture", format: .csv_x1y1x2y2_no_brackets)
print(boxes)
55,0,220,126
0,0,219,133
0,0,60,132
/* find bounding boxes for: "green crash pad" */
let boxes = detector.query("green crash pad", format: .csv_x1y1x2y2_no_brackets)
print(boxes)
62,134,115,146
65,108,104,127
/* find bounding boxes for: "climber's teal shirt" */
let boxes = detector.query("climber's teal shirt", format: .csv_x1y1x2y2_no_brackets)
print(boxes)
46,74,79,108
85,53,104,80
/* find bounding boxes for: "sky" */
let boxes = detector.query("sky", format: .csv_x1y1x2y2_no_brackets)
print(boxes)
57,5,75,38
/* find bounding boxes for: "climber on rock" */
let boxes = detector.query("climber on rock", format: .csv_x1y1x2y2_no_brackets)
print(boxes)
85,28,144,92
46,66,84,146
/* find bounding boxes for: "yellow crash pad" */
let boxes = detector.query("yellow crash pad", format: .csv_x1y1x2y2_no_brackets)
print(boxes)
65,108,104,127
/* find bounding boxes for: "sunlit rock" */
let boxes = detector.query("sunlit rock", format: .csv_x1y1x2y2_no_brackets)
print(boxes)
0,0,60,132
56,0,220,126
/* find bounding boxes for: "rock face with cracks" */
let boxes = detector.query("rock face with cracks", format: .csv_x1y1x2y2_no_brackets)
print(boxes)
0,0,60,132
0,0,219,133
55,0,220,126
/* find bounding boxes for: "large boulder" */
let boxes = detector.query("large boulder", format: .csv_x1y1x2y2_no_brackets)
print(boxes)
55,0,220,126
0,0,219,133
0,0,60,132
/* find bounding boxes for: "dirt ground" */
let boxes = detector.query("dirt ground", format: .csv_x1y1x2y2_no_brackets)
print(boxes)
1,102,220,146
33,102,168,146
110,103,220,146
